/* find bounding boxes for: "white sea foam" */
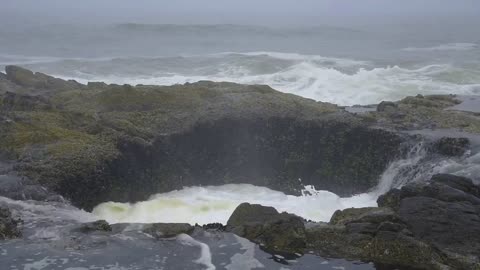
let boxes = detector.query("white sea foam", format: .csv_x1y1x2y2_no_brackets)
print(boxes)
91,142,432,225
92,184,377,225
26,52,477,106
402,43,478,52
177,234,216,270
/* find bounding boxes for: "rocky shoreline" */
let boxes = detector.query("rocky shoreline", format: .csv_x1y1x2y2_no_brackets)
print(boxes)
1,66,480,269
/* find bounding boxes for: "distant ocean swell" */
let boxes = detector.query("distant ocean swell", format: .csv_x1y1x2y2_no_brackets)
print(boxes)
2,51,480,106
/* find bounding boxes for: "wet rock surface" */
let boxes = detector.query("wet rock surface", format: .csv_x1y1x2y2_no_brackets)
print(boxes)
0,207,21,240
1,67,480,269
0,66,406,209
226,203,306,254
223,174,480,269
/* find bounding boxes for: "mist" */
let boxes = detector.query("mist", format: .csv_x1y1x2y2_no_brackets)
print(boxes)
1,0,479,27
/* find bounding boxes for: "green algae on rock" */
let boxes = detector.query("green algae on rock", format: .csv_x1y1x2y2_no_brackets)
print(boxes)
0,66,406,210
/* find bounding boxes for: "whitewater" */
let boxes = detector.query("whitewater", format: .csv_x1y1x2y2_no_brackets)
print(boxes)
2,51,480,106
1,23,480,106
92,141,480,225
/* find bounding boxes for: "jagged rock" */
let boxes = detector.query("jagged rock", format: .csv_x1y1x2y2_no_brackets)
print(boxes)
0,207,21,240
142,223,194,238
201,223,226,231
306,174,480,269
377,174,480,268
226,203,306,254
432,137,470,156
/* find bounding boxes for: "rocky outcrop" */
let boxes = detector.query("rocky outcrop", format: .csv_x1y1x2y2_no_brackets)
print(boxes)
311,174,480,269
0,207,21,240
226,203,306,254
225,175,480,269
0,66,406,209
378,174,480,266
365,94,480,133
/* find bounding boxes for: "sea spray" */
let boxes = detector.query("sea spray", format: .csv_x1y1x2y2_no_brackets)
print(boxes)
92,139,480,225
8,51,480,106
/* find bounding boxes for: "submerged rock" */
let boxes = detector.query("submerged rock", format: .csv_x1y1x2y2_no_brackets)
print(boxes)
0,207,21,240
142,223,194,239
226,203,306,254
75,220,112,234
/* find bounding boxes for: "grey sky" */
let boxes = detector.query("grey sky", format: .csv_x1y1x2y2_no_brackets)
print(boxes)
1,0,479,26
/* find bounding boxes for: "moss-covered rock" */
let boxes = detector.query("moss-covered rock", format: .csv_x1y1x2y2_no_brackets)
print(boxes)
0,66,407,209
364,94,480,133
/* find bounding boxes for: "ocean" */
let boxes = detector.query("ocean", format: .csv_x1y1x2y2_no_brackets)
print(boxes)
2,21,480,269
1,22,479,106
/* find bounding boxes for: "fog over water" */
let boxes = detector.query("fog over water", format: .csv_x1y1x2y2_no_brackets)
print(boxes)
1,0,480,105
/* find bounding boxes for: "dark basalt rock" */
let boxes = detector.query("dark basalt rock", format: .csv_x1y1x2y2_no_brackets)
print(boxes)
432,137,470,156
226,203,306,254
301,174,480,269
0,207,21,240
376,174,480,269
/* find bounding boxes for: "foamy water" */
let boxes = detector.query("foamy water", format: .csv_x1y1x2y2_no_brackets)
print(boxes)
91,145,429,225
92,184,378,225
4,50,479,106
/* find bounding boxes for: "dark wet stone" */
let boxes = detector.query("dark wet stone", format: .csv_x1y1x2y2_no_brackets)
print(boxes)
226,203,306,254
432,137,470,156
0,207,21,239
201,223,226,231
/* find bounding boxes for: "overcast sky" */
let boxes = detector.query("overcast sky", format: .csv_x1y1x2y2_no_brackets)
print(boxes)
1,0,479,26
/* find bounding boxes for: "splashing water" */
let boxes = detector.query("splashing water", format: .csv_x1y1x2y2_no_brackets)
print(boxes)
92,143,431,225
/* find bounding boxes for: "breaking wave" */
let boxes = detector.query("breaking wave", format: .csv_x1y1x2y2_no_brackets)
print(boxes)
5,51,480,106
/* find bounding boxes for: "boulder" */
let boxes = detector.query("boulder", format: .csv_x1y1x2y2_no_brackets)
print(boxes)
226,203,306,254
0,207,21,240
